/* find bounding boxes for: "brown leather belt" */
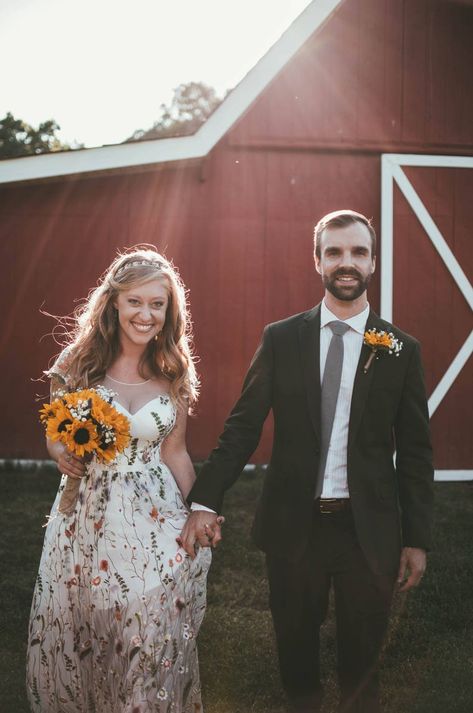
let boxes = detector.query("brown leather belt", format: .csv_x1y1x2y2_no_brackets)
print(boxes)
316,498,351,514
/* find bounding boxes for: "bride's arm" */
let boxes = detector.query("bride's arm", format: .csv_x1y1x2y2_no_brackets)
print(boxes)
45,355,86,479
160,405,196,499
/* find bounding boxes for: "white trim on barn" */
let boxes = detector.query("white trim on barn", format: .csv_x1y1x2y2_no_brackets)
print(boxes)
0,0,343,185
381,153,473,482
434,471,473,482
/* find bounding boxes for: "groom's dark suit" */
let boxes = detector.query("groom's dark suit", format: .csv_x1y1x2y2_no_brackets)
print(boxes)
189,303,433,711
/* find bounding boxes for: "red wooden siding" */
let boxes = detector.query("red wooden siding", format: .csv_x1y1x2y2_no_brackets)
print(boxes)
0,0,472,471
230,0,473,152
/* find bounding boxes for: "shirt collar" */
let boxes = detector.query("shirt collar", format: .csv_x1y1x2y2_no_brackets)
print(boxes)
320,300,369,336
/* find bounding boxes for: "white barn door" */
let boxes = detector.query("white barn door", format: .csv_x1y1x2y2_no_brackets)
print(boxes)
381,153,473,482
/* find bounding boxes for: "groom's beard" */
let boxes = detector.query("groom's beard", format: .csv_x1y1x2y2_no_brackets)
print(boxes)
323,268,372,302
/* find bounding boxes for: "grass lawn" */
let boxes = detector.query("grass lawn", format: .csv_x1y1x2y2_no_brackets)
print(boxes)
1,467,472,713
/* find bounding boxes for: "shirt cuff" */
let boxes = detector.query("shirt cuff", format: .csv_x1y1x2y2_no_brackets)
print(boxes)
190,502,217,514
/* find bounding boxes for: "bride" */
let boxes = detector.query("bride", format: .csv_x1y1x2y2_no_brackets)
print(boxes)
26,248,219,712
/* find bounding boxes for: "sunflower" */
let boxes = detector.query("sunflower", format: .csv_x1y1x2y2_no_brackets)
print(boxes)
63,419,99,457
95,429,118,462
44,401,74,442
95,409,130,462
63,389,97,423
39,399,61,425
113,425,131,452
90,396,114,425
364,330,393,349
64,389,96,409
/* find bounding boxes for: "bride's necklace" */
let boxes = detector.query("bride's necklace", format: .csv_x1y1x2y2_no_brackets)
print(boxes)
106,374,151,386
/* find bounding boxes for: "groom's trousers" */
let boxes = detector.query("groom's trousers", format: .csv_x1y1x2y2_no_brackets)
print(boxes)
266,503,397,713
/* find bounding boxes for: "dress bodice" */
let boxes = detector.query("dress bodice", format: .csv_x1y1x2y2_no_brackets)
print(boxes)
100,392,176,469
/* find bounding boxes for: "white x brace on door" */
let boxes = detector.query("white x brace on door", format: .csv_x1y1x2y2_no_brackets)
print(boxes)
381,153,473,482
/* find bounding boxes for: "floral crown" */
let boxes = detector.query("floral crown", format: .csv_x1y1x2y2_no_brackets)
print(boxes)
115,259,163,278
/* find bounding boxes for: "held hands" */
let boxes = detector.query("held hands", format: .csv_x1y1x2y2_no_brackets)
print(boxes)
178,511,225,559
397,546,427,592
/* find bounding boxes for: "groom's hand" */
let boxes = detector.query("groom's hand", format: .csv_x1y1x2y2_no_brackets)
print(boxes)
397,546,426,592
179,511,224,559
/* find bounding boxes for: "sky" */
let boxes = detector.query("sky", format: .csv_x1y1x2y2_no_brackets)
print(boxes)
0,0,312,148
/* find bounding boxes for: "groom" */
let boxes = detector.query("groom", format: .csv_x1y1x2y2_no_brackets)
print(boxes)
181,210,434,713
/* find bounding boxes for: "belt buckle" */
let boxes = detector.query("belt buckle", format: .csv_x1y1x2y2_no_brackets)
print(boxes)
319,498,337,514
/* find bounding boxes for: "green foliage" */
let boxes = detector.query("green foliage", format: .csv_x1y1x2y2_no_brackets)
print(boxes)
0,112,72,159
1,468,472,712
127,81,224,142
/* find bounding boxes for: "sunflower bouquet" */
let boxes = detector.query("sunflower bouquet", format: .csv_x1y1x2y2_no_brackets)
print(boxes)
40,386,130,515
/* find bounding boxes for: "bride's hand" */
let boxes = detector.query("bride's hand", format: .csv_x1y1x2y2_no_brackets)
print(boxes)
56,446,86,479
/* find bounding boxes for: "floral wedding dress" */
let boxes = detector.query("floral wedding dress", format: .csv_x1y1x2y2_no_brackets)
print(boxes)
26,386,211,713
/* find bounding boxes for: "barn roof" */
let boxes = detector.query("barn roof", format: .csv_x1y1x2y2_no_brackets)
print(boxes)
0,0,342,185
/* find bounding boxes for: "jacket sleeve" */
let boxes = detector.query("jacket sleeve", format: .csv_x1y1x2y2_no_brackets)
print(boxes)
188,325,274,513
394,341,434,550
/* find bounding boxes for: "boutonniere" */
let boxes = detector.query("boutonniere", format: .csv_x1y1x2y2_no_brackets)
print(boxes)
363,329,403,373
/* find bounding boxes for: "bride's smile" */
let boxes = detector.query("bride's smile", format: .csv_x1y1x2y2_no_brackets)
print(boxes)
114,279,169,346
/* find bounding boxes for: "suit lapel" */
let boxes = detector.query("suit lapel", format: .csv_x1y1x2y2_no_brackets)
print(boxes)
299,305,321,445
348,309,384,448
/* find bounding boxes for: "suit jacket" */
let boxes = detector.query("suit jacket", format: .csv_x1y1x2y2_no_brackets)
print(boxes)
189,304,434,575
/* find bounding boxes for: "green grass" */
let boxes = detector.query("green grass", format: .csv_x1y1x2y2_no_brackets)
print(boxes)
1,468,472,713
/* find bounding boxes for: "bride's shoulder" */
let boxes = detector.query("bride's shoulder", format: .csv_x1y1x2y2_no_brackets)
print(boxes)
46,345,75,394
48,345,75,377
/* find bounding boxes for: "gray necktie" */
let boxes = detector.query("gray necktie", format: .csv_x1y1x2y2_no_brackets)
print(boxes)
315,320,350,499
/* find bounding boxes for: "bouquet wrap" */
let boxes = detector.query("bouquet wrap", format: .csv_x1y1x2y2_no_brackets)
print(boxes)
58,474,82,516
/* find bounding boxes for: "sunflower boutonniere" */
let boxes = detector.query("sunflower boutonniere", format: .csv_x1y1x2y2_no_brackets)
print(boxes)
363,329,403,373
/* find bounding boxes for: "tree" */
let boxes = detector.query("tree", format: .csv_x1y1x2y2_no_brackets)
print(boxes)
128,81,224,142
0,112,71,159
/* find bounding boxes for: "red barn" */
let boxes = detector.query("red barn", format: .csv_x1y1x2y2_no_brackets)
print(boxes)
1,0,472,482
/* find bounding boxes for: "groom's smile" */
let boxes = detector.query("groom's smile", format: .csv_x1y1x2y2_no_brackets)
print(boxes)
315,221,376,304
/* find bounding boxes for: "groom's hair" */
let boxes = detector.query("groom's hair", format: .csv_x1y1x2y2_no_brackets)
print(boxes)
313,210,377,259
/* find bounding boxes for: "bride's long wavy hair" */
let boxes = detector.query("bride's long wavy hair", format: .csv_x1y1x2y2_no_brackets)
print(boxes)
53,247,199,409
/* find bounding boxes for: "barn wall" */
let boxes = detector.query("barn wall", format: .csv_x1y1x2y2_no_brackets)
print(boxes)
0,0,471,472
0,152,385,462
230,0,473,153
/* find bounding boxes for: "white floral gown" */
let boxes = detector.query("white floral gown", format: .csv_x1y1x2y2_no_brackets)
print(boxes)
26,392,211,713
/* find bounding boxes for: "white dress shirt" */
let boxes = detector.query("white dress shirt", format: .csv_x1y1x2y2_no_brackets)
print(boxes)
319,300,369,498
192,301,370,512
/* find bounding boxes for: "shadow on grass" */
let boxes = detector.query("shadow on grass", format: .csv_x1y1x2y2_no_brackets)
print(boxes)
1,468,472,713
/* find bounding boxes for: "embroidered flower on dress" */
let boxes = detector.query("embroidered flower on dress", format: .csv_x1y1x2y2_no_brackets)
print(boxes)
174,597,185,611
183,625,194,640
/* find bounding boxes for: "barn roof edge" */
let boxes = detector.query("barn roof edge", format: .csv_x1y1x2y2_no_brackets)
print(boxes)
0,0,343,186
